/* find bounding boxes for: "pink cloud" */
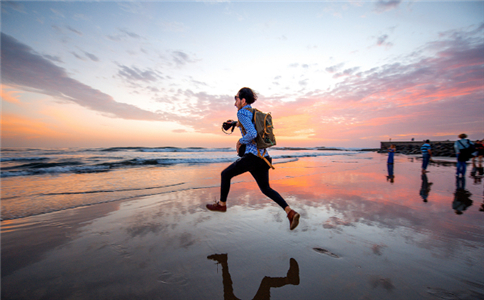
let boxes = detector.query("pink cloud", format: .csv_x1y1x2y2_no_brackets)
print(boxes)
266,27,484,143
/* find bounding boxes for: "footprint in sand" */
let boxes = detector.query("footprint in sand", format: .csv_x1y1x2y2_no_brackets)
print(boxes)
313,247,340,258
157,270,188,285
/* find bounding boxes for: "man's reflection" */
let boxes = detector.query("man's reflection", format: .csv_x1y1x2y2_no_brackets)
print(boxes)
207,253,299,300
452,177,473,215
419,173,433,203
386,163,395,183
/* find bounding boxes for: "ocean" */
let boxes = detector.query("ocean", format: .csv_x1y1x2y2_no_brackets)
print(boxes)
1,146,362,220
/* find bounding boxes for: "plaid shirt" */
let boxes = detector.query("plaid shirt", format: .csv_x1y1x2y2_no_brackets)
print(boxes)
238,105,269,157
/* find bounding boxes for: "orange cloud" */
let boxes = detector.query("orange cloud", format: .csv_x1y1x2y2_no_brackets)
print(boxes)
1,113,62,140
0,85,22,104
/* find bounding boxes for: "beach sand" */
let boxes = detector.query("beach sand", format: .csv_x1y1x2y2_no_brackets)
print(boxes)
2,153,484,299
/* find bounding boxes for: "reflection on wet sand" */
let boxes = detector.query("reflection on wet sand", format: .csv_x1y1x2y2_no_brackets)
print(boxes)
386,163,395,183
2,153,484,299
419,173,433,202
470,160,483,184
208,254,299,300
453,177,473,215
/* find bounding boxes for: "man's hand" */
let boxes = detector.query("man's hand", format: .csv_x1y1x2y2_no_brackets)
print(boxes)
227,120,238,127
236,140,241,152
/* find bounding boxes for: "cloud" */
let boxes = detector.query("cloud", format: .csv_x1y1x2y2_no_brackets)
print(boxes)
333,67,360,78
0,86,22,104
50,8,65,18
298,79,308,86
377,34,388,46
71,51,85,61
172,129,187,133
118,65,161,82
43,54,63,63
325,63,344,73
0,33,235,134
118,28,141,39
66,26,82,36
107,28,143,41
270,27,484,142
84,52,99,62
2,1,26,13
161,21,188,32
374,0,402,13
171,51,197,67
1,32,164,121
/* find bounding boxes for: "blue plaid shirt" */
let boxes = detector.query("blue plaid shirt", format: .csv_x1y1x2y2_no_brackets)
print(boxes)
238,105,269,157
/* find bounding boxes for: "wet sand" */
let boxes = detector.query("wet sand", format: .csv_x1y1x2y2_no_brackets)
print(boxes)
2,153,484,299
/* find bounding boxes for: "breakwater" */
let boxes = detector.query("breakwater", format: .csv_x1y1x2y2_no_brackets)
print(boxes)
380,141,456,157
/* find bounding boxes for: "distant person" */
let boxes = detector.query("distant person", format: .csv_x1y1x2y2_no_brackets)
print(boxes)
206,87,300,230
472,139,484,165
387,144,396,164
454,133,474,177
420,140,432,174
411,138,414,142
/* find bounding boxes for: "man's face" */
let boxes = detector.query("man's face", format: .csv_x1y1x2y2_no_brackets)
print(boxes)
234,94,246,110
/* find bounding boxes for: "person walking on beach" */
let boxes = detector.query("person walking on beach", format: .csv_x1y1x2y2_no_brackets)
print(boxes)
421,140,432,174
206,87,300,230
472,139,484,165
387,144,396,164
454,133,474,177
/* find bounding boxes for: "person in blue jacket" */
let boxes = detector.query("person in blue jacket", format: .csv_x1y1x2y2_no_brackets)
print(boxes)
387,144,396,164
421,140,432,174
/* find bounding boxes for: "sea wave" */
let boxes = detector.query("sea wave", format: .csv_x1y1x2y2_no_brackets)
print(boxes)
1,157,49,162
99,147,232,153
1,148,355,178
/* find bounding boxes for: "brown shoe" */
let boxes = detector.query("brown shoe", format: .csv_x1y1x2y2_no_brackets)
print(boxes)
287,210,300,230
206,202,227,212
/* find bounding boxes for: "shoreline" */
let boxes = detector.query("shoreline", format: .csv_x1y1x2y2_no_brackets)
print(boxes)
2,153,483,299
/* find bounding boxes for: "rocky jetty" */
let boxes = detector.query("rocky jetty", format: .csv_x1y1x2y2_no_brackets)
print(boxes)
379,141,456,157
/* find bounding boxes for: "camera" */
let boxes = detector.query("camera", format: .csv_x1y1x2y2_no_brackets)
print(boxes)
222,121,237,133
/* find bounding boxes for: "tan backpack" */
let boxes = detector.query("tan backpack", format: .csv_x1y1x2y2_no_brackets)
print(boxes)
239,107,276,169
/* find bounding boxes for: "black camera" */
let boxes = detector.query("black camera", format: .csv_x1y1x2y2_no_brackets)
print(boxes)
222,121,237,133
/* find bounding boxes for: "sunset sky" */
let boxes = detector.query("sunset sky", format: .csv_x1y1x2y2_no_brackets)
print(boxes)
1,1,483,148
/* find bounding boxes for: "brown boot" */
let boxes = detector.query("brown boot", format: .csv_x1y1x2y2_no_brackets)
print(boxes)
206,201,227,212
287,210,300,230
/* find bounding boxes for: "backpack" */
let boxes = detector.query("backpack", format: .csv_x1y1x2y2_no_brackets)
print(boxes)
239,107,277,169
244,108,276,149
457,139,475,162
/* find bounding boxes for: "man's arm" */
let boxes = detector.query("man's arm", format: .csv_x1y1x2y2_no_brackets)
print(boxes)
237,109,257,144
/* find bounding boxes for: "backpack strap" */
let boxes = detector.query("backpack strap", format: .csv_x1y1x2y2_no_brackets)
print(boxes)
241,107,275,169
257,148,275,169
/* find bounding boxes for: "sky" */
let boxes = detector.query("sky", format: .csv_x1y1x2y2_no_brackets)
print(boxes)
1,0,483,149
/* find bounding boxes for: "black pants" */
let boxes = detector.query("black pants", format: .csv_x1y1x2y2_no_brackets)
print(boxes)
220,154,288,210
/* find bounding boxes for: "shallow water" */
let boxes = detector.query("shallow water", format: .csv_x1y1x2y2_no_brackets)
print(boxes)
1,153,483,299
1,147,355,220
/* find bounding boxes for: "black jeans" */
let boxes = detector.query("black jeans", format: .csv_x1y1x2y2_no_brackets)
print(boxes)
220,154,288,209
